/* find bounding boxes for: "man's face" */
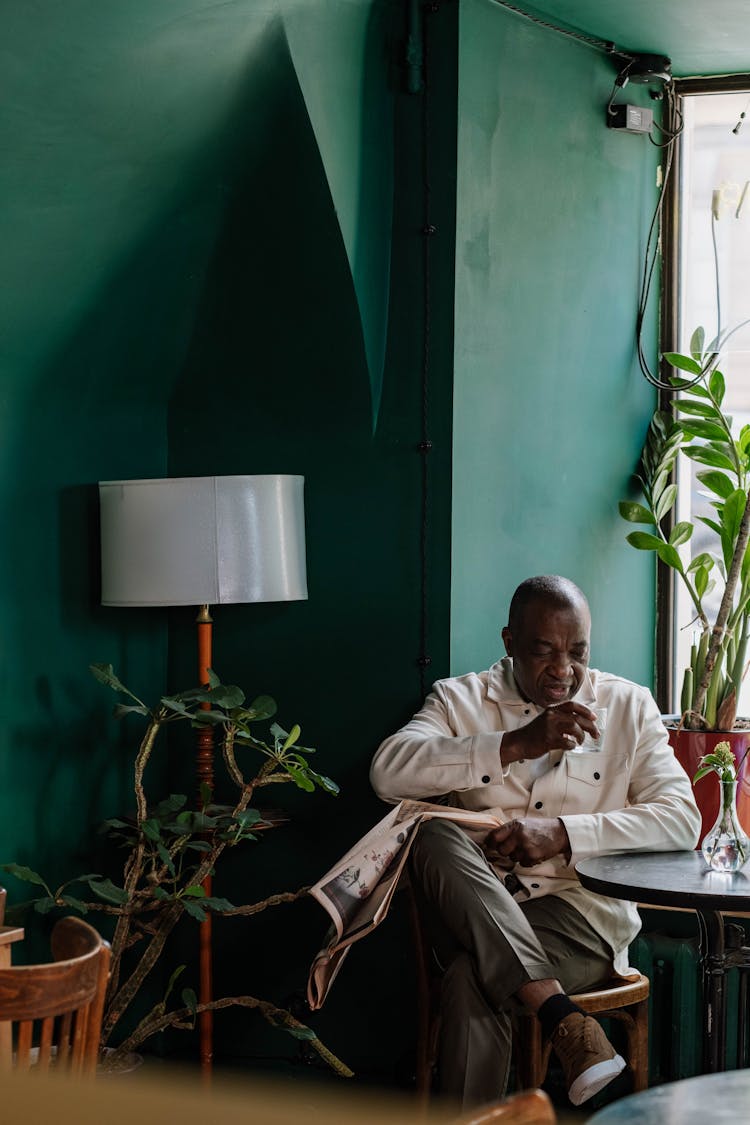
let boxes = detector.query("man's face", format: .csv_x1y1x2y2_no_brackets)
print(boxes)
501,598,591,708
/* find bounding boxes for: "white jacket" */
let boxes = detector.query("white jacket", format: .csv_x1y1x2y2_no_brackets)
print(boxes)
370,657,701,974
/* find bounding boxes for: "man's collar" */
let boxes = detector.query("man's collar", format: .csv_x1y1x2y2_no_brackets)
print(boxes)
486,656,596,708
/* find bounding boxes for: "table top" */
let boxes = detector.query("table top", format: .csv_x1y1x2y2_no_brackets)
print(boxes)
576,850,750,911
586,1070,750,1123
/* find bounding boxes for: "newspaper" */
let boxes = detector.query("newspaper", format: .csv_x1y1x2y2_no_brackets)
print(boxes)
306,799,501,1009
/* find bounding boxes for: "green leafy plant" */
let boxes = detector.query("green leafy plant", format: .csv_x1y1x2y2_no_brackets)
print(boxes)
1,664,350,1077
619,327,750,730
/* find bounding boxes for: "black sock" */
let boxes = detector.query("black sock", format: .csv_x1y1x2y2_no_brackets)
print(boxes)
537,993,585,1040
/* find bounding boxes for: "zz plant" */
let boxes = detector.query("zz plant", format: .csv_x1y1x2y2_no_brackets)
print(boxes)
620,327,750,730
2,664,350,1076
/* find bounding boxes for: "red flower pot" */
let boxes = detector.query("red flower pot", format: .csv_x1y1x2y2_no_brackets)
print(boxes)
667,726,750,844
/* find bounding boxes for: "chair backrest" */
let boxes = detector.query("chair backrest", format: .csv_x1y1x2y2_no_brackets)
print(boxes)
454,1089,557,1125
0,915,110,1076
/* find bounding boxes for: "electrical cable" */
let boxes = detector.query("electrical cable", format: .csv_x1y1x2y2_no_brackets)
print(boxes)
711,211,722,343
649,102,684,146
634,85,703,390
639,88,750,391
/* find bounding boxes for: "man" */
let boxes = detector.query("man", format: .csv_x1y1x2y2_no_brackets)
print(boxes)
370,576,700,1109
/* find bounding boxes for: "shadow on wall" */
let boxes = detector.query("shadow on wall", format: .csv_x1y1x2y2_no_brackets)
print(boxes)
1,11,423,1081
163,19,424,1080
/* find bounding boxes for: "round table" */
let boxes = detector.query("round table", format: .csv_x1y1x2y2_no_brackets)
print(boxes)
586,1069,750,1123
576,851,750,1073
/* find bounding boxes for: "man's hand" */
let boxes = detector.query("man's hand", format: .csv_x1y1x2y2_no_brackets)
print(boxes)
483,817,571,867
501,702,598,763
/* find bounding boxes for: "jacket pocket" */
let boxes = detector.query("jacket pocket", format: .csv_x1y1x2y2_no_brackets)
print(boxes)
562,751,629,805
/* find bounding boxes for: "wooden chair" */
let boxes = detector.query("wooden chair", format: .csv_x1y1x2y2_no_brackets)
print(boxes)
515,975,649,1093
410,890,649,1104
0,887,25,967
453,1089,557,1125
0,914,111,1076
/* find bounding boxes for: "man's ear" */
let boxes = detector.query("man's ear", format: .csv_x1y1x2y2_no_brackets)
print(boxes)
501,626,513,656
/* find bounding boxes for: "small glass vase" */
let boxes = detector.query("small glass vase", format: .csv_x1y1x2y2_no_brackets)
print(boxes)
701,778,749,872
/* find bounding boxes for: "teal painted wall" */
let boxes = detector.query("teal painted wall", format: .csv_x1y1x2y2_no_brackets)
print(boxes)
451,0,659,684
0,0,455,1086
0,0,665,1092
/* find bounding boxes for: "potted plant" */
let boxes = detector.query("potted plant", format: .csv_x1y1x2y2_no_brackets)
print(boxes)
619,326,750,839
1,664,351,1077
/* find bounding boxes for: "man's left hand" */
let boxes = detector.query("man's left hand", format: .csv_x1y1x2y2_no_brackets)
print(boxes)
483,817,571,867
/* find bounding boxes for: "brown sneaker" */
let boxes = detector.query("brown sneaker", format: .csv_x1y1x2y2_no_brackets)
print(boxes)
550,1012,626,1106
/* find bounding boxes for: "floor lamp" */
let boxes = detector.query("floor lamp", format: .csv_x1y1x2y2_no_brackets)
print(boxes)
98,475,308,1076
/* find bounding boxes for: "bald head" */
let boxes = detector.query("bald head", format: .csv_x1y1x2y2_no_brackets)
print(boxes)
507,576,589,635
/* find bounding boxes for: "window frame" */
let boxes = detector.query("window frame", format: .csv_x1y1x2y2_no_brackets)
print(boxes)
657,74,750,713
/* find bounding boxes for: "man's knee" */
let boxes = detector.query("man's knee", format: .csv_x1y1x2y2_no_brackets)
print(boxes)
409,817,468,876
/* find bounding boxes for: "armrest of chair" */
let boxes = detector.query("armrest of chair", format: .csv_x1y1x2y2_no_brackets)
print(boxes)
0,925,24,966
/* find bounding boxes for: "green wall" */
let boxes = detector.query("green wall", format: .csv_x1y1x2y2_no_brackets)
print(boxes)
0,0,455,1086
0,0,665,1093
451,0,659,683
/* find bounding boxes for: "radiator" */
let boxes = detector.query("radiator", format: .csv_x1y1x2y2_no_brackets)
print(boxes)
629,930,748,1082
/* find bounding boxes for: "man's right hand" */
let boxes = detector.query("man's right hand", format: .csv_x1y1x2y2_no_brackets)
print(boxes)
501,702,599,762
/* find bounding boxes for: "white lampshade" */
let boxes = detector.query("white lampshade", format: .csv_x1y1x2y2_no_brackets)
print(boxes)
99,475,308,606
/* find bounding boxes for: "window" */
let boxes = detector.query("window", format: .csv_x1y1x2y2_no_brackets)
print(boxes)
666,82,750,714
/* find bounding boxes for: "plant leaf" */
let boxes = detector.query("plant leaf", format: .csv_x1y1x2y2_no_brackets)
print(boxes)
682,445,736,471
141,818,161,841
695,470,735,498
59,895,89,914
668,522,693,548
33,897,57,914
183,885,206,899
655,542,684,572
282,724,302,752
248,695,277,720
0,863,48,887
677,420,730,443
86,878,129,905
687,552,715,573
676,399,721,419
654,483,678,522
113,704,150,719
690,326,706,361
709,368,726,405
182,988,198,1016
201,896,236,912
663,352,702,375
626,531,662,551
285,764,315,792
618,501,655,524
181,899,207,922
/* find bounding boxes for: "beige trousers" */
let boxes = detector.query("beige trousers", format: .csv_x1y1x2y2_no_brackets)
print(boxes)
408,818,614,1108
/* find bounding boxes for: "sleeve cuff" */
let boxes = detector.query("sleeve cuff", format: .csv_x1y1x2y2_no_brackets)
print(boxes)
472,733,506,786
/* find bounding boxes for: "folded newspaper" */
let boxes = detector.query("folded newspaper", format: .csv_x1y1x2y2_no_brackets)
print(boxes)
307,799,501,1009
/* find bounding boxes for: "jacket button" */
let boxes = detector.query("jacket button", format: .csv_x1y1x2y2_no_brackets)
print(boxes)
531,883,539,889
593,771,601,780
534,801,543,809
482,775,491,784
